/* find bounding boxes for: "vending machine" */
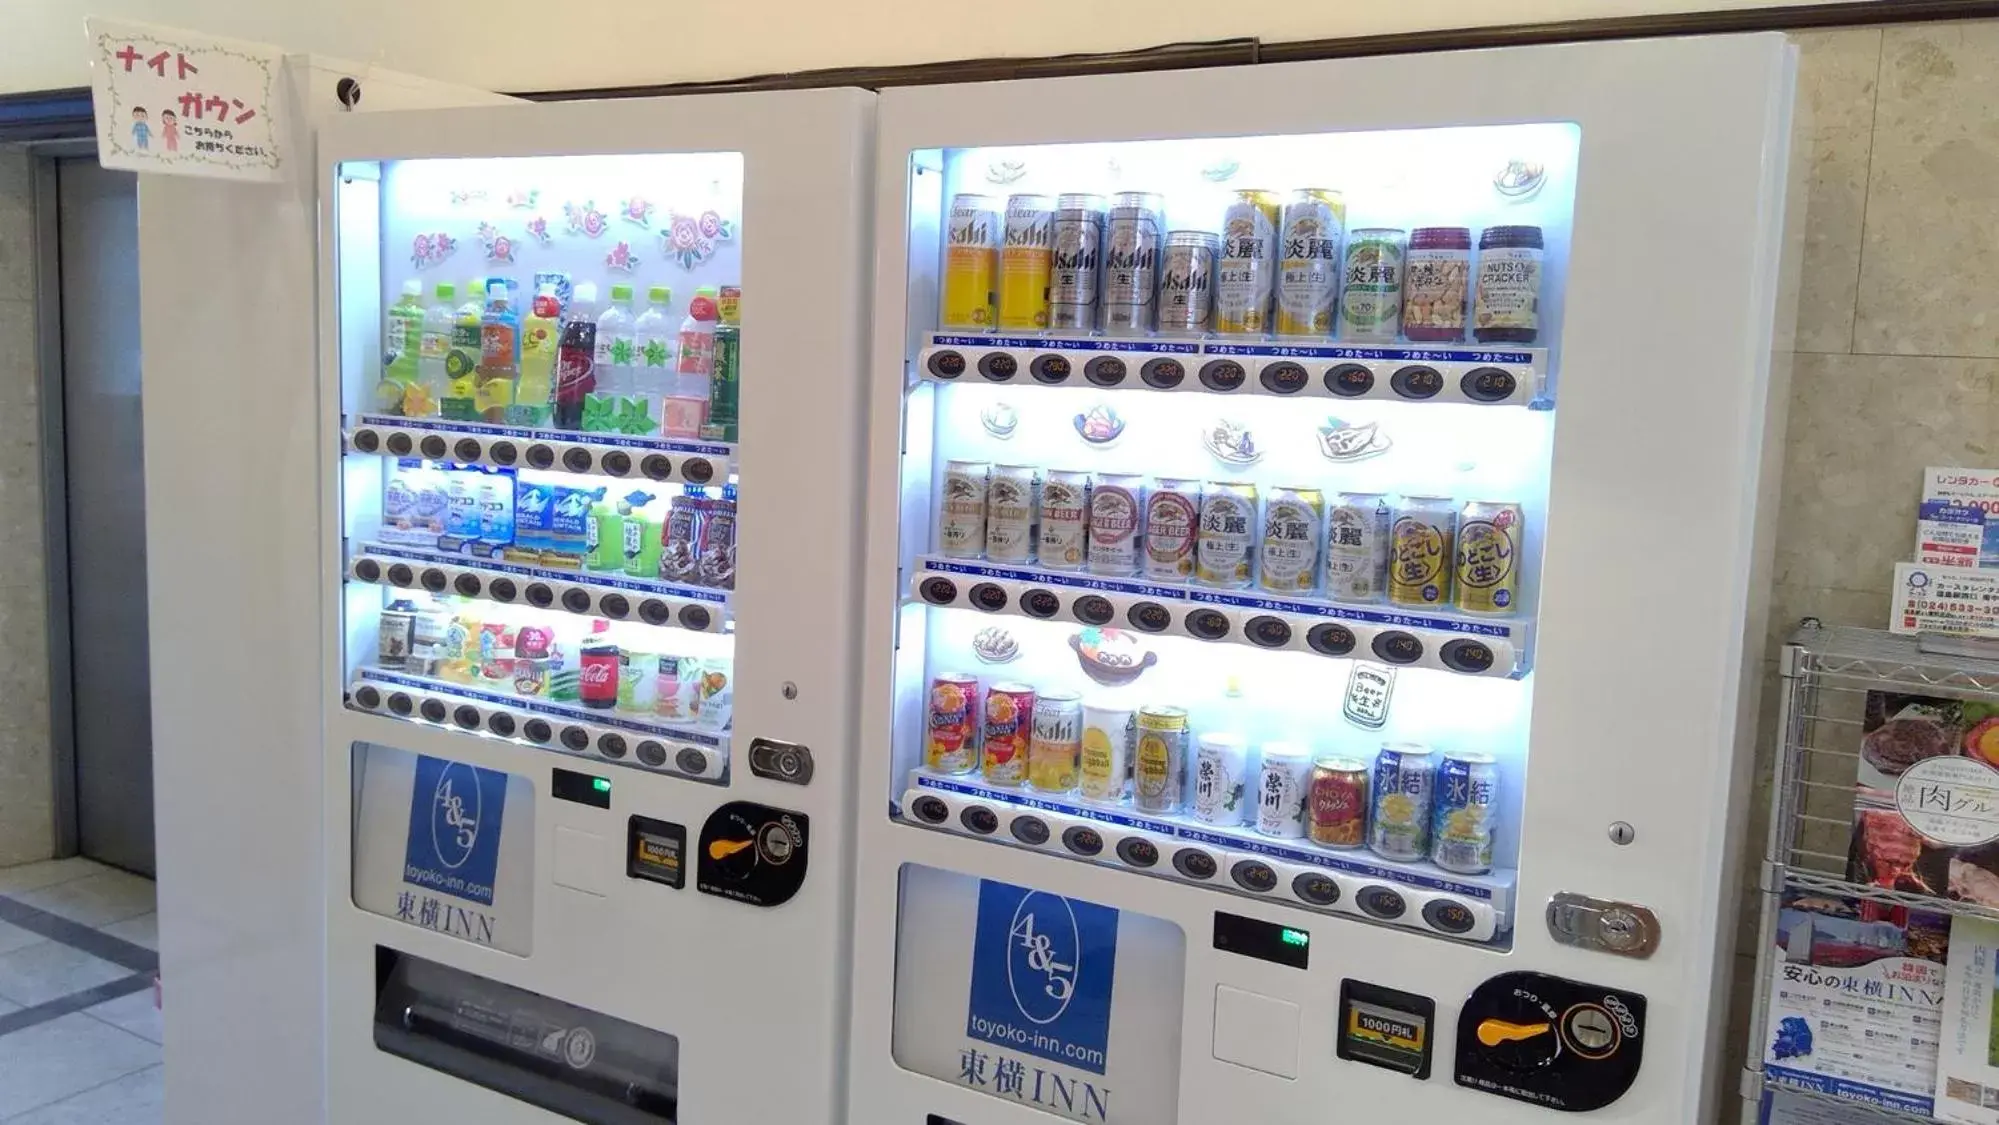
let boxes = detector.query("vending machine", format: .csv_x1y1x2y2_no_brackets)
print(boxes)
851,35,1795,1125
318,89,872,1123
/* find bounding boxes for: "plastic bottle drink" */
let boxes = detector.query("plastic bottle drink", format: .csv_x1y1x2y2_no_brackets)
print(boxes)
704,288,739,442
441,279,485,421
475,279,520,423
667,287,718,439
381,279,425,413
515,284,561,426
632,285,675,415
416,282,454,418
554,282,599,432
587,283,636,434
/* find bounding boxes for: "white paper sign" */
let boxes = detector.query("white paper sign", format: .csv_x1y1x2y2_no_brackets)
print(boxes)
1892,564,1999,638
86,18,286,181
1933,916,1999,1123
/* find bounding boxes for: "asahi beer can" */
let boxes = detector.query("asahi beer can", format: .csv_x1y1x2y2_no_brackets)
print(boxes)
1087,473,1146,576
997,194,1055,331
1389,496,1457,607
1260,486,1324,594
940,194,1001,331
985,464,1041,564
1038,469,1091,571
1028,690,1084,794
1432,750,1499,874
1133,705,1190,814
1102,192,1165,334
1326,492,1390,602
926,673,981,774
1455,500,1524,616
981,682,1036,787
1308,756,1370,848
1255,742,1313,839
1369,742,1437,861
1275,189,1347,337
938,460,990,559
1158,231,1220,336
1216,190,1282,336
1339,228,1407,342
1196,482,1258,588
1191,733,1251,826
1050,195,1106,331
1078,700,1135,804
1143,478,1202,581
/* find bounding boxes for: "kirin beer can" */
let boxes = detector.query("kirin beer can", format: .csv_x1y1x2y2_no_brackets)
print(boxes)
1260,486,1324,594
926,673,981,774
1216,189,1282,336
985,464,1040,564
1078,700,1135,804
1369,742,1437,861
1143,478,1201,581
1102,192,1165,334
940,194,1001,330
1455,500,1524,616
1432,751,1499,874
1389,496,1457,607
1158,231,1220,336
981,683,1036,787
1255,742,1313,839
1088,473,1146,576
1308,756,1370,848
1197,482,1257,588
1133,705,1190,814
997,194,1055,331
1191,733,1251,826
937,460,990,559
1038,469,1091,571
1050,195,1105,331
1326,492,1390,602
1028,690,1083,793
1340,228,1407,341
1275,189,1346,337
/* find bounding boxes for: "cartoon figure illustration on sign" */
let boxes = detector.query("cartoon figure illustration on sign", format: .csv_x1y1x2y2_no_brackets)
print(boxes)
130,107,149,150
160,110,179,152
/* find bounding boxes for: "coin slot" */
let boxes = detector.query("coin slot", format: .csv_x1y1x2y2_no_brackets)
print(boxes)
1326,363,1375,397
601,450,633,476
911,796,951,824
597,733,628,760
453,438,482,463
419,435,448,459
1389,365,1444,400
1062,825,1105,856
352,558,382,583
524,443,555,469
960,806,1000,835
977,353,1019,382
1029,354,1073,384
1021,589,1062,618
1198,358,1246,392
1371,631,1424,665
927,350,967,379
1260,361,1309,394
677,605,713,631
1185,608,1231,640
385,432,414,456
1010,816,1051,845
1140,357,1186,389
1173,848,1217,880
487,441,518,466
1440,638,1497,675
1246,615,1293,648
682,458,716,485
1463,366,1519,403
1073,595,1114,625
1116,837,1160,868
969,582,1009,612
487,577,517,603
1083,355,1127,386
1126,601,1171,632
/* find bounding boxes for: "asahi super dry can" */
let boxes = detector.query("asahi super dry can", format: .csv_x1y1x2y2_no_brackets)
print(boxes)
1389,496,1457,607
1028,690,1083,793
926,673,980,775
1102,192,1165,334
940,194,1000,330
1455,500,1523,615
997,195,1055,331
981,682,1035,787
1216,190,1281,335
1050,195,1105,331
1158,231,1219,336
1133,705,1189,814
1275,189,1346,337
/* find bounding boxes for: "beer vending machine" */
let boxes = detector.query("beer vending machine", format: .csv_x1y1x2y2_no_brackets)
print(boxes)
852,36,1795,1125
319,89,872,1124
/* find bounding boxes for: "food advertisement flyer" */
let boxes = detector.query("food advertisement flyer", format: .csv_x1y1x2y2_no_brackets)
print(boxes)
1932,917,1999,1123
1849,691,1999,907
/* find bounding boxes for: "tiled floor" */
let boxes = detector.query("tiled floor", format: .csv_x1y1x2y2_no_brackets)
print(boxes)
0,858,160,1123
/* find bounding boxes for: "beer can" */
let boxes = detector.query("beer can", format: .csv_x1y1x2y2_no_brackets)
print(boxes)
1078,700,1135,804
1216,190,1282,336
1028,690,1084,794
1087,473,1146,576
982,682,1036,787
940,194,1001,330
1260,486,1324,594
1369,742,1437,861
1102,192,1165,334
1339,228,1407,342
1432,751,1499,874
997,194,1055,331
1191,733,1251,826
937,460,990,559
1050,195,1106,331
1158,231,1220,336
1389,496,1457,607
1038,469,1091,571
1255,742,1313,839
1326,492,1390,602
1133,705,1190,814
926,673,981,774
1275,189,1347,337
1455,500,1524,616
1143,478,1201,581
985,464,1041,564
1308,756,1370,848
1196,482,1258,588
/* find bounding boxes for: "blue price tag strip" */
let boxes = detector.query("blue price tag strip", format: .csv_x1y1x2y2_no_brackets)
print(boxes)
357,668,726,747
353,413,734,459
930,334,1534,367
361,542,731,606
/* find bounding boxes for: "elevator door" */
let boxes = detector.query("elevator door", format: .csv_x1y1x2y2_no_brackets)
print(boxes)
56,157,153,875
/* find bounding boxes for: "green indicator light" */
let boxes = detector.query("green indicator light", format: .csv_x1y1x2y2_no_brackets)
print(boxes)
592,778,611,793
1281,929,1309,947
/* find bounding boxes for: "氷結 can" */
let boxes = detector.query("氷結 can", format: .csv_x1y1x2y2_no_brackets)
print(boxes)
1102,192,1165,334
1260,486,1324,594
1050,195,1106,331
938,460,990,559
1455,500,1524,616
1191,733,1251,826
997,194,1055,331
1432,750,1498,874
1340,228,1407,341
1255,742,1314,839
1133,705,1190,814
1143,478,1202,581
1389,496,1457,607
1038,469,1091,570
1158,231,1220,336
1197,482,1258,588
1216,190,1282,336
1369,742,1437,861
940,194,1001,330
1088,473,1146,576
1078,700,1135,804
1309,756,1370,848
926,673,981,774
985,464,1041,564
1275,189,1347,337
1325,492,1390,602
1028,690,1084,794
982,682,1036,787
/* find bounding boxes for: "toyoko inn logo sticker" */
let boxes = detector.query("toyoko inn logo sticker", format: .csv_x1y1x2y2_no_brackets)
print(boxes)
966,881,1120,1075
403,755,508,906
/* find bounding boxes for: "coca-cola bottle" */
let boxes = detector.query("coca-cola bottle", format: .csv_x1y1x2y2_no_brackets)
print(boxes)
554,282,600,431
579,640,620,710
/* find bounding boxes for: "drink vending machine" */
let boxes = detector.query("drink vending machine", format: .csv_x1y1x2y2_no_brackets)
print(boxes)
851,35,1796,1125
318,89,873,1124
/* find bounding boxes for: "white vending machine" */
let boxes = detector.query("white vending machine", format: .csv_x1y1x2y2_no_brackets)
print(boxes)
318,89,872,1123
851,35,1795,1125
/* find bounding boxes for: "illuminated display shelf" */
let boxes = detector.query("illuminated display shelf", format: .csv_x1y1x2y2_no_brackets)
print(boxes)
918,332,1549,407
897,768,1515,944
351,540,732,633
909,554,1530,679
347,667,728,782
345,413,736,485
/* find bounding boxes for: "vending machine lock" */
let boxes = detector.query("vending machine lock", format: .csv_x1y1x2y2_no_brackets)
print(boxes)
747,737,815,785
1546,893,1660,959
